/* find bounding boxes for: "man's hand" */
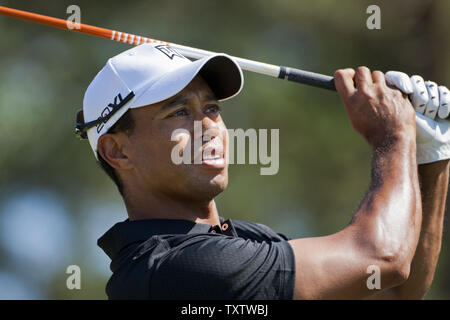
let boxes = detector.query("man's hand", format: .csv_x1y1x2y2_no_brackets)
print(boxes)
385,71,450,164
334,67,416,149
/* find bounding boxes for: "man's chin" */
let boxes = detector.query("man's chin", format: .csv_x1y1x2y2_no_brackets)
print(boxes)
183,173,228,201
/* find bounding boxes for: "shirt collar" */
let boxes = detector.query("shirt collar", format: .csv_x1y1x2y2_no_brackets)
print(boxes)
98,217,236,260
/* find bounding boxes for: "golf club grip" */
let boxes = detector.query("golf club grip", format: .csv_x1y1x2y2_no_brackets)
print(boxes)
279,66,336,91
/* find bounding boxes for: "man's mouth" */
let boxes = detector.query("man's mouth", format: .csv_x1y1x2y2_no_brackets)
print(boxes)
201,151,225,168
202,153,221,160
192,137,226,168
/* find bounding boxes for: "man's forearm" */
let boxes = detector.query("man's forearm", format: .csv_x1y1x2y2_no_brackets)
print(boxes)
370,160,449,299
350,135,422,279
290,135,424,299
388,160,449,299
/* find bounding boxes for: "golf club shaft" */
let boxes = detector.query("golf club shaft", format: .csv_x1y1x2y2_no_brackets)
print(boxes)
0,6,336,91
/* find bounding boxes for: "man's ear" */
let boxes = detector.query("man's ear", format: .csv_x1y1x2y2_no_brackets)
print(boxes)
97,133,133,170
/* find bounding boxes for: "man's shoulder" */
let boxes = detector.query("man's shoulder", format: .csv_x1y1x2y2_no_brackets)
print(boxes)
232,219,291,242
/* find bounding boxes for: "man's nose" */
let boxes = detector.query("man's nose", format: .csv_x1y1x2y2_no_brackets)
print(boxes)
192,110,219,142
193,110,217,130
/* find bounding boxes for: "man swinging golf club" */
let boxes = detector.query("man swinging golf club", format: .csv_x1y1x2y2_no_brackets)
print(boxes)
76,43,450,299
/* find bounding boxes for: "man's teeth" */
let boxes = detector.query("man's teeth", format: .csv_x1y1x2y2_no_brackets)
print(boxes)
203,155,221,160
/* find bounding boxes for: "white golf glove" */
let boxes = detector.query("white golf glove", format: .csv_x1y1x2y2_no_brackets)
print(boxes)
385,71,450,164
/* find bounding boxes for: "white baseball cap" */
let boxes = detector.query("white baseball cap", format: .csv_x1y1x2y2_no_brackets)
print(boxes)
76,43,244,158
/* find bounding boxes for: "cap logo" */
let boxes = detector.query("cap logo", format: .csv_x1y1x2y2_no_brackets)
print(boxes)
155,44,185,60
96,93,126,133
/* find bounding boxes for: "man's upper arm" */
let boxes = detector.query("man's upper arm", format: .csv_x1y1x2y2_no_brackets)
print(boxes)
287,226,401,300
147,234,296,300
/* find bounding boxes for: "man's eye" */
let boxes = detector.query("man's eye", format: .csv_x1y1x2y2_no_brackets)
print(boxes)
206,104,221,114
169,109,188,117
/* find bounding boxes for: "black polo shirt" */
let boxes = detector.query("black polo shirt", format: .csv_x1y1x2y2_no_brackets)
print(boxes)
98,217,296,300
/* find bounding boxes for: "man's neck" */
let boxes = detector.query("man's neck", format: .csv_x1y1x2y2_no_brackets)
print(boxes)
124,191,221,226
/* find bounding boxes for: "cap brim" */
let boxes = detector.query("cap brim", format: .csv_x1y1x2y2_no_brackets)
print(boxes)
129,54,244,109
